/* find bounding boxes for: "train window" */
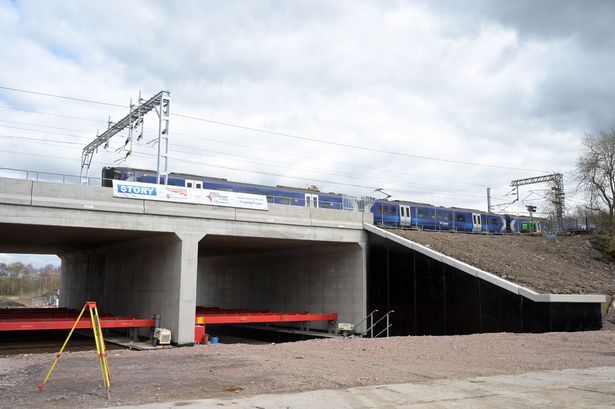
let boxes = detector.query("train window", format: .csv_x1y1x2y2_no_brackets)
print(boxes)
391,207,397,215
442,213,452,221
267,196,274,203
418,210,428,218
490,218,498,225
457,214,466,222
378,204,385,213
400,207,405,217
278,197,291,205
186,182,193,188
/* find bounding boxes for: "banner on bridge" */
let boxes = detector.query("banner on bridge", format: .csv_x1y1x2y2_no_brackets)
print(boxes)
112,180,268,210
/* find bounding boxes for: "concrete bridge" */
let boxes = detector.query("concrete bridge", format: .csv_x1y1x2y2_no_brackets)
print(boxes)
0,177,370,344
0,177,605,345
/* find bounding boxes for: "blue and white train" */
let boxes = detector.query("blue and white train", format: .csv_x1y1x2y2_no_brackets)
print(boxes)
102,167,538,234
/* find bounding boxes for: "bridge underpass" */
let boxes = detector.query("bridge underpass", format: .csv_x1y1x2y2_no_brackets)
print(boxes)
0,177,368,345
198,236,364,332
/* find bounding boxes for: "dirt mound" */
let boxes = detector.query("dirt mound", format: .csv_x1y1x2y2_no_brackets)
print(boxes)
389,230,615,296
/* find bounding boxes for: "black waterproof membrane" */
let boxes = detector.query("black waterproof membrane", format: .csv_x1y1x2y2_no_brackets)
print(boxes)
366,232,602,336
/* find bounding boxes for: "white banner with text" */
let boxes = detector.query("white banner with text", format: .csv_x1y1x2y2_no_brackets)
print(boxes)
112,180,268,210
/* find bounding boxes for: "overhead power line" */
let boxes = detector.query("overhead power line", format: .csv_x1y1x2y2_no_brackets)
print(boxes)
1,85,545,172
172,130,490,189
0,113,490,189
173,113,544,172
0,105,107,123
0,128,496,199
0,86,126,108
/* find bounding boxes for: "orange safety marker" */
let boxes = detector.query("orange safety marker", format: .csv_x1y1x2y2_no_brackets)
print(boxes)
38,301,111,398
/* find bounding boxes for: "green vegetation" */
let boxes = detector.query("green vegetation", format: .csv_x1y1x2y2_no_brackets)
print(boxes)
0,262,60,297
576,130,615,230
589,234,615,261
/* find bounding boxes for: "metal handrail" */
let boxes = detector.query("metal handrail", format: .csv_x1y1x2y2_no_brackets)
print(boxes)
369,310,395,338
349,309,379,338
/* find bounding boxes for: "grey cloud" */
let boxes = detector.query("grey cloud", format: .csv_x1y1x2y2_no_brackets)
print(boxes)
2,0,614,215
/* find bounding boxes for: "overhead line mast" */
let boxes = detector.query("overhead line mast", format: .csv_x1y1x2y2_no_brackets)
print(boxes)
80,90,170,184
510,173,565,231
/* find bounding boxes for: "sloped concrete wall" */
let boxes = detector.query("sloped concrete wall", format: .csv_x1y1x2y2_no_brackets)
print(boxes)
197,243,366,330
366,230,603,335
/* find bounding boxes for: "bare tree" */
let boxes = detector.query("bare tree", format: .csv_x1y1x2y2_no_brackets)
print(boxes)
577,130,615,228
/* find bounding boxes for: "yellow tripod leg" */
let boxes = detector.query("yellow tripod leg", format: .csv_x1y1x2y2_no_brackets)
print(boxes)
39,303,88,392
94,306,111,396
89,305,109,397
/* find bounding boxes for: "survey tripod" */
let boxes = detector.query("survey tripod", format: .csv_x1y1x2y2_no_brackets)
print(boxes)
39,301,111,398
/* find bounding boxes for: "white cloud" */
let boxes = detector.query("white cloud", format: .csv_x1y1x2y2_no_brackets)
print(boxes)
0,0,613,220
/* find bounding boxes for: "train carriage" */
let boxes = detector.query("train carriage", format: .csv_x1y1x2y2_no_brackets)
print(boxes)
103,167,537,234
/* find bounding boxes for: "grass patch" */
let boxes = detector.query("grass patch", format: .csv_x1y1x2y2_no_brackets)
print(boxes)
590,233,615,261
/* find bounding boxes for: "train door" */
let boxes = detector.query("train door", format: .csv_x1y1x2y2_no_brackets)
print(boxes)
505,215,512,233
399,204,411,227
471,213,482,232
184,179,202,189
305,193,319,208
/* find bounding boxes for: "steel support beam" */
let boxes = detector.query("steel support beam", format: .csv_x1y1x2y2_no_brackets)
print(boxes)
194,307,338,325
80,90,170,183
510,173,565,230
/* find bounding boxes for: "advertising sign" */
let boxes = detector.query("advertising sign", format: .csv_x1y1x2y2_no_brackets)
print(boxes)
112,180,268,210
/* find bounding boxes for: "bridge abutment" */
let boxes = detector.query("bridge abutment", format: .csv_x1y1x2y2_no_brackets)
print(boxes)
60,232,204,345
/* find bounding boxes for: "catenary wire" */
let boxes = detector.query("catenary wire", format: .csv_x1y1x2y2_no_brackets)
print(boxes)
0,105,108,124
0,131,508,200
0,86,126,108
0,85,545,172
0,113,493,189
0,123,504,196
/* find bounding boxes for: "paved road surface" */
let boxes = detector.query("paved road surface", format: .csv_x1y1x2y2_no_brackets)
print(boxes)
111,366,615,409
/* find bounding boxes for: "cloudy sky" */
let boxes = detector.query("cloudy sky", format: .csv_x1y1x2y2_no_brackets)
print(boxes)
1,0,614,266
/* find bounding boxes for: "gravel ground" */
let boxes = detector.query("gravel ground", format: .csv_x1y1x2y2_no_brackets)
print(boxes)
390,230,615,296
0,331,614,408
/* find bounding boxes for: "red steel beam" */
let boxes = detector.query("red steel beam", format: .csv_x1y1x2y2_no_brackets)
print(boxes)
0,317,155,331
0,308,155,331
195,309,337,325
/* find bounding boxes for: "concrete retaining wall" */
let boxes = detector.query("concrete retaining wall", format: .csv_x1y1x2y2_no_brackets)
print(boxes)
365,225,605,335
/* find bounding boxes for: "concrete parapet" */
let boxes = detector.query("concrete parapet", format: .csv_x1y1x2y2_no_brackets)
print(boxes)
236,204,311,226
0,178,367,233
31,182,144,214
145,200,236,220
310,207,364,229
0,178,32,205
